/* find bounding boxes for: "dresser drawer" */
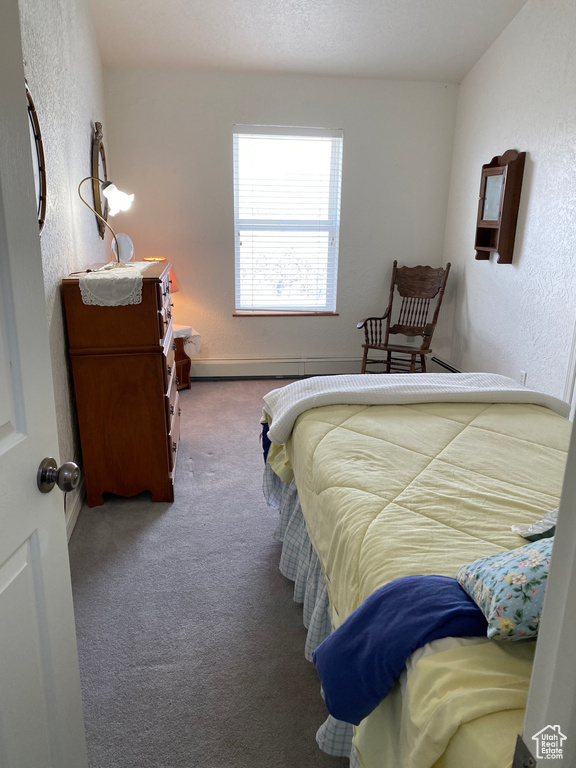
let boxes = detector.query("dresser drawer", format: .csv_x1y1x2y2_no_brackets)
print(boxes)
163,328,176,389
167,392,180,471
164,367,178,429
157,272,171,307
158,302,173,342
62,264,170,350
157,273,174,342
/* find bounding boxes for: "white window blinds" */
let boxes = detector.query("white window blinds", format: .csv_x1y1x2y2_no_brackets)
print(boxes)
233,125,343,312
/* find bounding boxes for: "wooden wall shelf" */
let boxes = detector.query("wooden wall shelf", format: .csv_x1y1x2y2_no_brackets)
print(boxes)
475,149,526,264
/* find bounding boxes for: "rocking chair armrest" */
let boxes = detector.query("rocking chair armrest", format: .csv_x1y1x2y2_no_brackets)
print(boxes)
356,308,390,330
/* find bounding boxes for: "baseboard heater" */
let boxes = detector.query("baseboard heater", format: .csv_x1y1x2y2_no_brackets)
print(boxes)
430,357,461,373
188,357,460,379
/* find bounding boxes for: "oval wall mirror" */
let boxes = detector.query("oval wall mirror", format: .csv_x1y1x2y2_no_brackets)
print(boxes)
91,121,109,239
26,81,46,235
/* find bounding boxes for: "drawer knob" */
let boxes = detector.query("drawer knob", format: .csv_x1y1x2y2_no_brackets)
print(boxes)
170,405,175,415
167,365,172,376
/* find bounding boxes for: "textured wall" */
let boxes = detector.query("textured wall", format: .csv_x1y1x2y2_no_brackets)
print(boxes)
439,0,576,400
103,69,458,374
18,0,108,508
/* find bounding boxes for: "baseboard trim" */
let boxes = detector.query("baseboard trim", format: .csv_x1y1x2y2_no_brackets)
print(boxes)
188,356,461,378
189,357,363,378
65,478,85,541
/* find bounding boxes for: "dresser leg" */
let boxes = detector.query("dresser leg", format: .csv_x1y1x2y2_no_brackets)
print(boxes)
150,482,175,503
86,489,104,508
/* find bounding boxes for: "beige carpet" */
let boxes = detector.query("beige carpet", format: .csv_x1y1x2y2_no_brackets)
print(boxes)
69,379,347,768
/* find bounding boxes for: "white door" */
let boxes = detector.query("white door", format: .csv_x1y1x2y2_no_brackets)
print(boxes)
0,1,88,766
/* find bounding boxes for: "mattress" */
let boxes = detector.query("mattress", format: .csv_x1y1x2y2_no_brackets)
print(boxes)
263,374,571,768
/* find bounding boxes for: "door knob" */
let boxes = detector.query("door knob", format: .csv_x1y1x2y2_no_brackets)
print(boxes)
37,457,81,494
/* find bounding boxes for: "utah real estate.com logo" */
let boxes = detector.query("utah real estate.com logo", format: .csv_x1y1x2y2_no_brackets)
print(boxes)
532,725,567,760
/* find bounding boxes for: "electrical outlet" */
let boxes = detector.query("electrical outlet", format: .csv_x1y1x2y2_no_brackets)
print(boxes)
520,370,527,386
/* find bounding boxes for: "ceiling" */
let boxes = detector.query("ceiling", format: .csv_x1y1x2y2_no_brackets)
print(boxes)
88,0,529,82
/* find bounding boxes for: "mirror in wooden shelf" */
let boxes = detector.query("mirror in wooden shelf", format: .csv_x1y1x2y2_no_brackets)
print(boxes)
475,149,525,264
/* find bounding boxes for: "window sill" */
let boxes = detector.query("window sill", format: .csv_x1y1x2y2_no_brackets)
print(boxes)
233,311,339,317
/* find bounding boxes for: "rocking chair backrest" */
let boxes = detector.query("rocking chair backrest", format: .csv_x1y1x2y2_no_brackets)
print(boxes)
385,261,450,349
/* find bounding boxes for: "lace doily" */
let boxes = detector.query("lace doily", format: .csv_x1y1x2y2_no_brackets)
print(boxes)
79,262,150,306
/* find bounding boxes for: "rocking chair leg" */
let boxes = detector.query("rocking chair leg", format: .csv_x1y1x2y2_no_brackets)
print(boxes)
361,348,368,374
410,354,416,373
421,355,426,373
385,351,391,374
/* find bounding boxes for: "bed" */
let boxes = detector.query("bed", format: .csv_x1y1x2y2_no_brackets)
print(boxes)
261,372,571,768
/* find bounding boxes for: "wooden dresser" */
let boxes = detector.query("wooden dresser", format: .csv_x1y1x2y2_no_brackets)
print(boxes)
61,261,180,507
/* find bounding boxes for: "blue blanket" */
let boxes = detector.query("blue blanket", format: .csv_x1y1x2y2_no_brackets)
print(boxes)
261,421,271,462
312,575,487,725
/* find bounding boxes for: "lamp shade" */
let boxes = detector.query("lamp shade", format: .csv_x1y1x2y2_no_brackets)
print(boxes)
102,182,134,216
77,175,135,266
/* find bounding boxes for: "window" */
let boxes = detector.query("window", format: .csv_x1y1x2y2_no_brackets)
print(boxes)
233,125,343,313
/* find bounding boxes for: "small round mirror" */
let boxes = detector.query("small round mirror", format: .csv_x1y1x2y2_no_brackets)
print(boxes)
112,233,135,263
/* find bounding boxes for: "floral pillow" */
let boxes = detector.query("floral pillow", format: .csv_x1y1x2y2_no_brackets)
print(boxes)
455,537,553,640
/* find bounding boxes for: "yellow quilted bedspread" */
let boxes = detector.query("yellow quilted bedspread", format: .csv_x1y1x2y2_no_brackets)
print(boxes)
273,400,571,768
283,401,569,625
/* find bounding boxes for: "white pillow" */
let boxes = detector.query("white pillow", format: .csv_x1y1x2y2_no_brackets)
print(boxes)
511,508,558,541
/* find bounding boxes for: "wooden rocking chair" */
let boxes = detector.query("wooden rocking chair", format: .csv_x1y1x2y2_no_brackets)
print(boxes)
357,261,450,373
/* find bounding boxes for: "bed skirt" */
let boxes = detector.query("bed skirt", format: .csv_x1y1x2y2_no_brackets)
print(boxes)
263,463,359,763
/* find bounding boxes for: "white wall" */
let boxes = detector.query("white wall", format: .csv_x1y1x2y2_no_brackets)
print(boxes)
439,0,576,400
18,0,108,532
447,4,576,760
103,70,457,376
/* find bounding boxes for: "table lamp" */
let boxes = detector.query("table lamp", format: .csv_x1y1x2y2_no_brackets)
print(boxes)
78,176,134,267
